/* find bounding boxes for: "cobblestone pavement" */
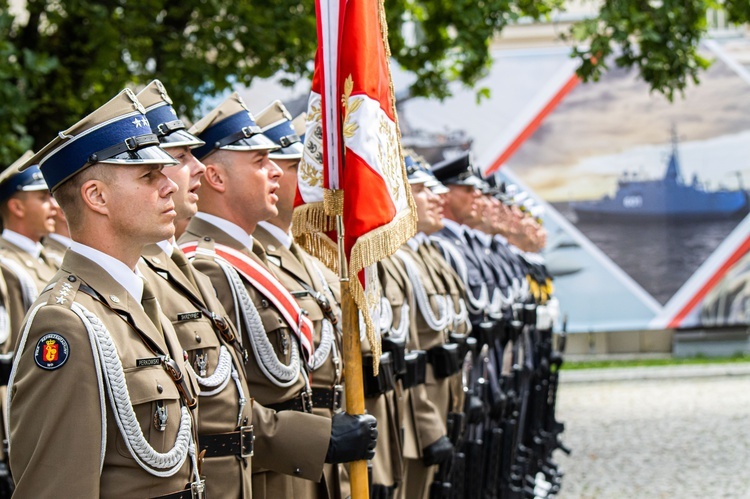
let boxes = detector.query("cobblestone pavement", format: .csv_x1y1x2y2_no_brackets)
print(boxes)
554,375,750,498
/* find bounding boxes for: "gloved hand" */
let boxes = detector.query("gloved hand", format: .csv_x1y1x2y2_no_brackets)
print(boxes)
422,435,454,467
325,412,378,463
466,395,484,424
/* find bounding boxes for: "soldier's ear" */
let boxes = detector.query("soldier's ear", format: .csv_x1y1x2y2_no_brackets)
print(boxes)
80,179,109,216
6,197,26,219
202,163,226,193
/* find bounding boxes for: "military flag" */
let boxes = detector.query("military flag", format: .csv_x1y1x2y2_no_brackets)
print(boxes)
294,0,416,367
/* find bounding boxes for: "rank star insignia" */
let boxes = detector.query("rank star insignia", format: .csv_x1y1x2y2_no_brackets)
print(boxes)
133,118,144,128
55,296,66,304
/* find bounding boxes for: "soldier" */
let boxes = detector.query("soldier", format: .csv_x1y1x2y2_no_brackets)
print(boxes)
0,153,59,351
8,89,204,497
41,207,72,267
253,99,349,499
177,93,377,498
395,154,463,499
136,80,255,498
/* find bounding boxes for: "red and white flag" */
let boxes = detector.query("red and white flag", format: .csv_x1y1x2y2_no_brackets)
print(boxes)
293,0,416,366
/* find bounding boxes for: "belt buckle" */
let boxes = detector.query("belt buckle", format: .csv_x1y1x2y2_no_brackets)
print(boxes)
332,385,344,412
190,479,206,499
239,425,254,458
301,389,313,413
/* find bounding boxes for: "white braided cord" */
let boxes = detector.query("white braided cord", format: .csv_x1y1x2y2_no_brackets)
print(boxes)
74,303,194,477
0,304,10,345
7,302,109,472
309,318,334,371
191,345,233,396
395,250,451,331
0,257,38,310
430,237,489,314
218,260,301,387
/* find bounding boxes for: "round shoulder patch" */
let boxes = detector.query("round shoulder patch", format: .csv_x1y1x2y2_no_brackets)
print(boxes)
34,333,70,370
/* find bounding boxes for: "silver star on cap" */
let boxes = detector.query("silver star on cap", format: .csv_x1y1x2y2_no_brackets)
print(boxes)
133,118,144,128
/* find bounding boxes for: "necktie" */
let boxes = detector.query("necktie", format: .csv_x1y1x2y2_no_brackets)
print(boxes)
170,248,199,290
141,279,164,335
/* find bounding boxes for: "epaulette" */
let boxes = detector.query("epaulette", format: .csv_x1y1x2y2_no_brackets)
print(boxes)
44,274,81,310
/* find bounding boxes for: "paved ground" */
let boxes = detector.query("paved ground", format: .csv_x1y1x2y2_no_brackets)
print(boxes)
553,373,750,498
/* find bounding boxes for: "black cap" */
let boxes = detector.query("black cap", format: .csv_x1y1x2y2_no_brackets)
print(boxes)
430,151,484,188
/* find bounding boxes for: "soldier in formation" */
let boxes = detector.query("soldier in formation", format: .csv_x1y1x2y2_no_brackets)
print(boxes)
0,81,564,499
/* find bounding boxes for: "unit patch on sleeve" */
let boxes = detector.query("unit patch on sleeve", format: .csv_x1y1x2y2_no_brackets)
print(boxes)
34,333,70,370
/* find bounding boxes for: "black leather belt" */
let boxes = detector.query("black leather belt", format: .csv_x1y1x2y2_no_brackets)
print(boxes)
199,425,254,458
150,481,206,499
312,386,344,411
266,391,313,413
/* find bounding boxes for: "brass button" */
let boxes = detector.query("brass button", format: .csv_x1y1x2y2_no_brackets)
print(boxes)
109,295,120,303
294,468,301,475
157,384,163,393
152,257,161,264
260,299,269,308
195,335,201,343
68,276,77,282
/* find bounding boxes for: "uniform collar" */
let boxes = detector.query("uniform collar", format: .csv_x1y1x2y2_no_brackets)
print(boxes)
155,238,175,257
441,218,465,238
2,229,42,258
69,241,144,303
194,211,253,251
257,221,292,249
48,232,73,249
475,230,492,247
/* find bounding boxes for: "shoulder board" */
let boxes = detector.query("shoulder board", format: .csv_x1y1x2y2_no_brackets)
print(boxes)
44,275,81,310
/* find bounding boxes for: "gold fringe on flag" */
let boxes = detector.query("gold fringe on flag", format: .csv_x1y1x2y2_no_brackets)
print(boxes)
324,188,345,216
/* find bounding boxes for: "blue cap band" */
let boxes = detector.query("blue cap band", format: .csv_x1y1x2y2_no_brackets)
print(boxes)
192,111,259,160
39,113,151,190
263,120,299,148
0,166,45,203
145,103,180,134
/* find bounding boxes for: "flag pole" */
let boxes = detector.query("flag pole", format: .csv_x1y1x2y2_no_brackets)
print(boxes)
337,214,370,499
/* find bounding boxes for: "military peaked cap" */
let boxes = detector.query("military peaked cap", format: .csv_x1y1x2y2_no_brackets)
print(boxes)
0,151,49,203
189,92,278,160
21,89,177,192
137,80,204,149
255,100,303,160
430,151,484,189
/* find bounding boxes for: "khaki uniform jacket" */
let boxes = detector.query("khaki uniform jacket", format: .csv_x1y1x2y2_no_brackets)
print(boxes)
139,244,254,499
253,226,347,499
394,244,450,459
179,217,330,498
41,235,69,268
8,250,200,497
0,237,58,354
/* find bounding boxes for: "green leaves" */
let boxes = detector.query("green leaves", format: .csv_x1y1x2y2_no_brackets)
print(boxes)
567,0,715,101
0,0,748,166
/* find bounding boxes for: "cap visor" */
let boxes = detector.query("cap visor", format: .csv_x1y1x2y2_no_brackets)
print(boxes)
159,129,206,149
20,181,49,192
221,134,280,152
268,141,304,160
98,145,179,166
408,171,433,185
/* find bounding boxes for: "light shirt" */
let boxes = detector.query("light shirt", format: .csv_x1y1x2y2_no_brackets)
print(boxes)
69,241,144,303
194,212,254,251
441,218,464,239
406,232,428,251
48,232,73,249
2,229,42,258
475,231,493,248
257,221,293,250
155,239,175,258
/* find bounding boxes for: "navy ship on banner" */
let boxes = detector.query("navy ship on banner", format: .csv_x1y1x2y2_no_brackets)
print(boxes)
571,131,750,222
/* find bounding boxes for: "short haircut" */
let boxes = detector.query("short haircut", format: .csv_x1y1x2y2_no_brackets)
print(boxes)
53,164,112,231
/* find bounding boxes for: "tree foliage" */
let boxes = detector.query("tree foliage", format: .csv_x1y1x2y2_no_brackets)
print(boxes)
0,0,748,165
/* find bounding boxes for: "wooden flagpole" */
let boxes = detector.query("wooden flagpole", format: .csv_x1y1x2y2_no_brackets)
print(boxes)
337,214,370,499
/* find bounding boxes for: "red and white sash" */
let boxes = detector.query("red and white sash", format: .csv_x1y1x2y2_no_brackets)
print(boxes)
181,242,315,359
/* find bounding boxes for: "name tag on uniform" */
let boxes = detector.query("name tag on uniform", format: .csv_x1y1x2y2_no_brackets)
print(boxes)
177,311,202,321
137,357,163,367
